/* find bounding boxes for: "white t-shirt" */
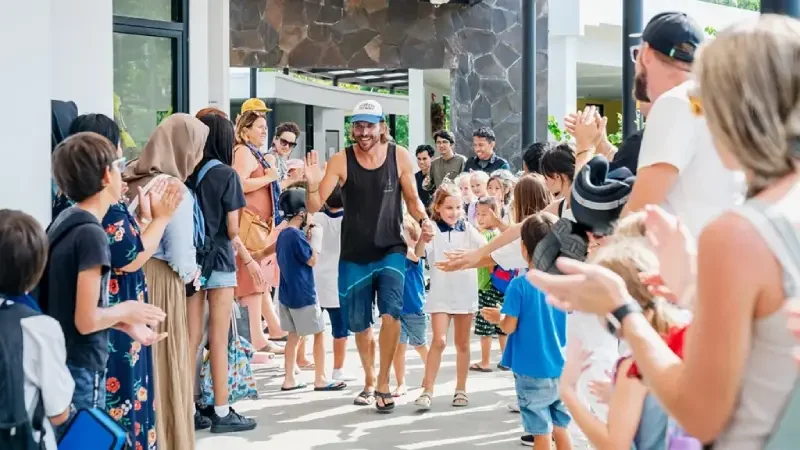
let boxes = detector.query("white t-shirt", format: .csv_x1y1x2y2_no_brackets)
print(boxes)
312,210,343,309
638,80,745,239
22,314,75,450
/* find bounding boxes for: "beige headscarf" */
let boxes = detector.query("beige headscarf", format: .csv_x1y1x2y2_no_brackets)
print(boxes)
122,113,209,202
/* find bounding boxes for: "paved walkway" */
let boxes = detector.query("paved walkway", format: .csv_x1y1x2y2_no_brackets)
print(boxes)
196,327,591,450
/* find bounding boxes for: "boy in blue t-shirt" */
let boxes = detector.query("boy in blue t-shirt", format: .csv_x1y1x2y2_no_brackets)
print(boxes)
391,215,430,397
275,188,346,393
482,213,573,449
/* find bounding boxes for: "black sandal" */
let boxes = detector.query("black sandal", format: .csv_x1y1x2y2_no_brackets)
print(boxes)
353,390,375,406
375,391,395,413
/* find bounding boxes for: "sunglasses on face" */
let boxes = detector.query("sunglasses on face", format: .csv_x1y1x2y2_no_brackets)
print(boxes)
111,157,127,172
279,138,297,149
630,44,641,63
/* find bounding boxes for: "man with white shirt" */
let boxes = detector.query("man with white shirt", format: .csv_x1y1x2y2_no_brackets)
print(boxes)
621,11,743,237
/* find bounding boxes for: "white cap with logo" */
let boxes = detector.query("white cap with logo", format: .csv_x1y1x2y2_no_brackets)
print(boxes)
351,100,384,124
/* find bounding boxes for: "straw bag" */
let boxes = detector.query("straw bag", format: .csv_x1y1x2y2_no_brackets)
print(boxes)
239,208,271,254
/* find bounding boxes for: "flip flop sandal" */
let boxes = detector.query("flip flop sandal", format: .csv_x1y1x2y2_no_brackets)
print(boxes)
392,386,408,397
452,391,469,407
314,381,347,391
270,335,288,342
497,363,510,371
298,362,316,371
353,390,376,406
414,392,432,410
469,363,493,373
375,391,395,413
280,383,308,391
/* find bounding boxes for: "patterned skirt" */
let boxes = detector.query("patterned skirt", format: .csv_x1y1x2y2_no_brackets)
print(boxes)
474,286,506,337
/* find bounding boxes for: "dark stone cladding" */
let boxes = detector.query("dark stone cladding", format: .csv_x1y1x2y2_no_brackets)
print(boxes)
230,0,548,169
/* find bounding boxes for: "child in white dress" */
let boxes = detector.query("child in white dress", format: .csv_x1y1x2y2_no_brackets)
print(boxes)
414,183,486,410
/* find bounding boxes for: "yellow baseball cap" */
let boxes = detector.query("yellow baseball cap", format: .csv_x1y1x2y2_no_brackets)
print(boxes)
241,98,271,113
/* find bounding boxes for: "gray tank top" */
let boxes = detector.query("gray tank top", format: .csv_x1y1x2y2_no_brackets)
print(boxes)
712,196,800,449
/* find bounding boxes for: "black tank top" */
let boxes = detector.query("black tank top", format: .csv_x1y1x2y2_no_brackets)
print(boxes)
340,143,407,263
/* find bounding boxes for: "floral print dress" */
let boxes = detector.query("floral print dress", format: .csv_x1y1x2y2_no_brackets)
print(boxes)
103,202,158,450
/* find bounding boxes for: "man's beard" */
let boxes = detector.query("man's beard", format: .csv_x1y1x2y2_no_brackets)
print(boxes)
355,135,378,152
633,70,651,103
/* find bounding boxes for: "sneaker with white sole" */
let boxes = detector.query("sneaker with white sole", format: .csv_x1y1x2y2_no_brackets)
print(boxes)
508,402,520,413
520,434,534,446
332,369,357,382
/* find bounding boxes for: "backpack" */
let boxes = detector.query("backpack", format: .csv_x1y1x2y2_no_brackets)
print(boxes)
0,299,47,450
490,266,518,294
188,160,223,286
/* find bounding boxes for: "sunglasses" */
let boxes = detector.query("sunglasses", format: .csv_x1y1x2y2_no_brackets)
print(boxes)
278,138,297,149
111,157,127,172
629,44,641,63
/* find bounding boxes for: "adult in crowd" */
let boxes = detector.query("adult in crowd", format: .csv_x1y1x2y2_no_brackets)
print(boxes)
240,98,271,116
232,110,288,354
304,100,433,412
51,100,80,220
529,16,800,447
521,142,546,174
620,11,743,237
123,114,208,447
70,113,179,449
423,130,467,192
414,144,434,208
266,122,302,190
463,127,510,173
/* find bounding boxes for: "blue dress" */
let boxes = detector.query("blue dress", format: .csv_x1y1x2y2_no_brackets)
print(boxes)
102,203,158,450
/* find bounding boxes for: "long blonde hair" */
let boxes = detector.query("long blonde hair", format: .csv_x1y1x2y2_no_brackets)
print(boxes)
695,15,800,197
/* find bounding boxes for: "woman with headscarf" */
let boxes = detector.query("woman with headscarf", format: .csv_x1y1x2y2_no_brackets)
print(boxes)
123,113,208,450
51,100,79,219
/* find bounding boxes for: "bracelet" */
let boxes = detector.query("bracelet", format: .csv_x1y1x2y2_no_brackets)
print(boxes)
245,259,255,265
308,185,319,194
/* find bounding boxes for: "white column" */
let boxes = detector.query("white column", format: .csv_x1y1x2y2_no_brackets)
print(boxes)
408,69,427,167
207,0,231,117
0,0,52,225
189,0,210,114
547,36,578,134
49,0,114,117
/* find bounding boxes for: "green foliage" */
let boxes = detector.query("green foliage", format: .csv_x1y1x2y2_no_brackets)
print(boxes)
608,113,624,146
705,26,718,36
700,0,759,11
547,116,570,141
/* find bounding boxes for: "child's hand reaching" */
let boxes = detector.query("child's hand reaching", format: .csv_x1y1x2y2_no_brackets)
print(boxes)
560,339,593,393
480,306,501,324
120,323,168,346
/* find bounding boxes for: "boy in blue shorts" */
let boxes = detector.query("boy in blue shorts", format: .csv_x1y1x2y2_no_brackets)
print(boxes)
482,213,573,449
392,215,430,397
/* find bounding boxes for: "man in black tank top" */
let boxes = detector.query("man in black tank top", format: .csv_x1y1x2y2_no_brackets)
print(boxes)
305,100,434,412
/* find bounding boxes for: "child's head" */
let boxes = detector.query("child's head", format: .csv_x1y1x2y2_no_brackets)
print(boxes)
469,171,490,198
403,214,421,245
612,211,647,241
0,210,48,296
589,238,682,335
325,184,343,210
278,187,308,227
454,173,474,203
519,212,558,265
430,182,463,226
512,173,552,223
286,159,305,180
53,132,125,206
474,196,499,231
487,170,515,206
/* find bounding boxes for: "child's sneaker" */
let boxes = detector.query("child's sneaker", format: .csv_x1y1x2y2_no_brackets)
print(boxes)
332,368,357,382
194,410,211,430
210,408,257,434
520,434,534,446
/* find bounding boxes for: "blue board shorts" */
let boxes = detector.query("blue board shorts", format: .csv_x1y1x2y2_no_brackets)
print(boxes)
338,252,405,333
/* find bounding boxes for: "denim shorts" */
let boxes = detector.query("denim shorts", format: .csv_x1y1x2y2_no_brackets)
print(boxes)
323,307,350,339
338,252,405,333
399,312,428,347
205,270,237,290
515,374,571,435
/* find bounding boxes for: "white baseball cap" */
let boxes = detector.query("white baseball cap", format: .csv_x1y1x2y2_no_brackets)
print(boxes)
351,100,384,124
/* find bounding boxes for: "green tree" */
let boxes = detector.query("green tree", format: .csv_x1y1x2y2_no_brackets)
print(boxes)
700,0,760,11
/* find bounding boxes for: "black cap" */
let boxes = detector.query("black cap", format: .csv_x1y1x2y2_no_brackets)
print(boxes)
570,156,635,235
278,188,307,220
632,12,704,63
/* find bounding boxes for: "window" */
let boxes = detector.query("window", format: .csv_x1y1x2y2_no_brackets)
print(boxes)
113,0,188,158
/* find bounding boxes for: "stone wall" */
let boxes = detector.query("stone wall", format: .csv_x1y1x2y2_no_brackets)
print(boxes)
230,0,548,168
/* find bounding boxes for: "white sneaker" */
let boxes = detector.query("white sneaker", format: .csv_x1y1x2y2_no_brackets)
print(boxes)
508,402,520,413
332,369,357,382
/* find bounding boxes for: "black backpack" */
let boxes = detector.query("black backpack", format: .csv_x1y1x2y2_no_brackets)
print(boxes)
0,299,46,449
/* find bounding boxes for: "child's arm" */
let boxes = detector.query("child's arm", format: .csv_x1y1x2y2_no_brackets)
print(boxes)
307,224,323,267
26,316,75,426
75,268,164,334
482,307,518,335
413,237,427,260
560,358,647,450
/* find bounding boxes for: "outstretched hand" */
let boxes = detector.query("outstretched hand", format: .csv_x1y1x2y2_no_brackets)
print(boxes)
643,205,696,303
304,151,323,188
435,249,481,272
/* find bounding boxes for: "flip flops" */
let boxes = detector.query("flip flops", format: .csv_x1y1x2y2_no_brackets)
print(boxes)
314,381,347,391
353,390,375,406
375,391,395,413
280,383,308,391
469,363,493,373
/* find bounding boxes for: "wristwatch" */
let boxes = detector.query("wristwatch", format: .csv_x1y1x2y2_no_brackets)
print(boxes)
605,301,643,336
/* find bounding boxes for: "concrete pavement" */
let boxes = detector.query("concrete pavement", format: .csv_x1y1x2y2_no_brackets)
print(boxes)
196,328,591,450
